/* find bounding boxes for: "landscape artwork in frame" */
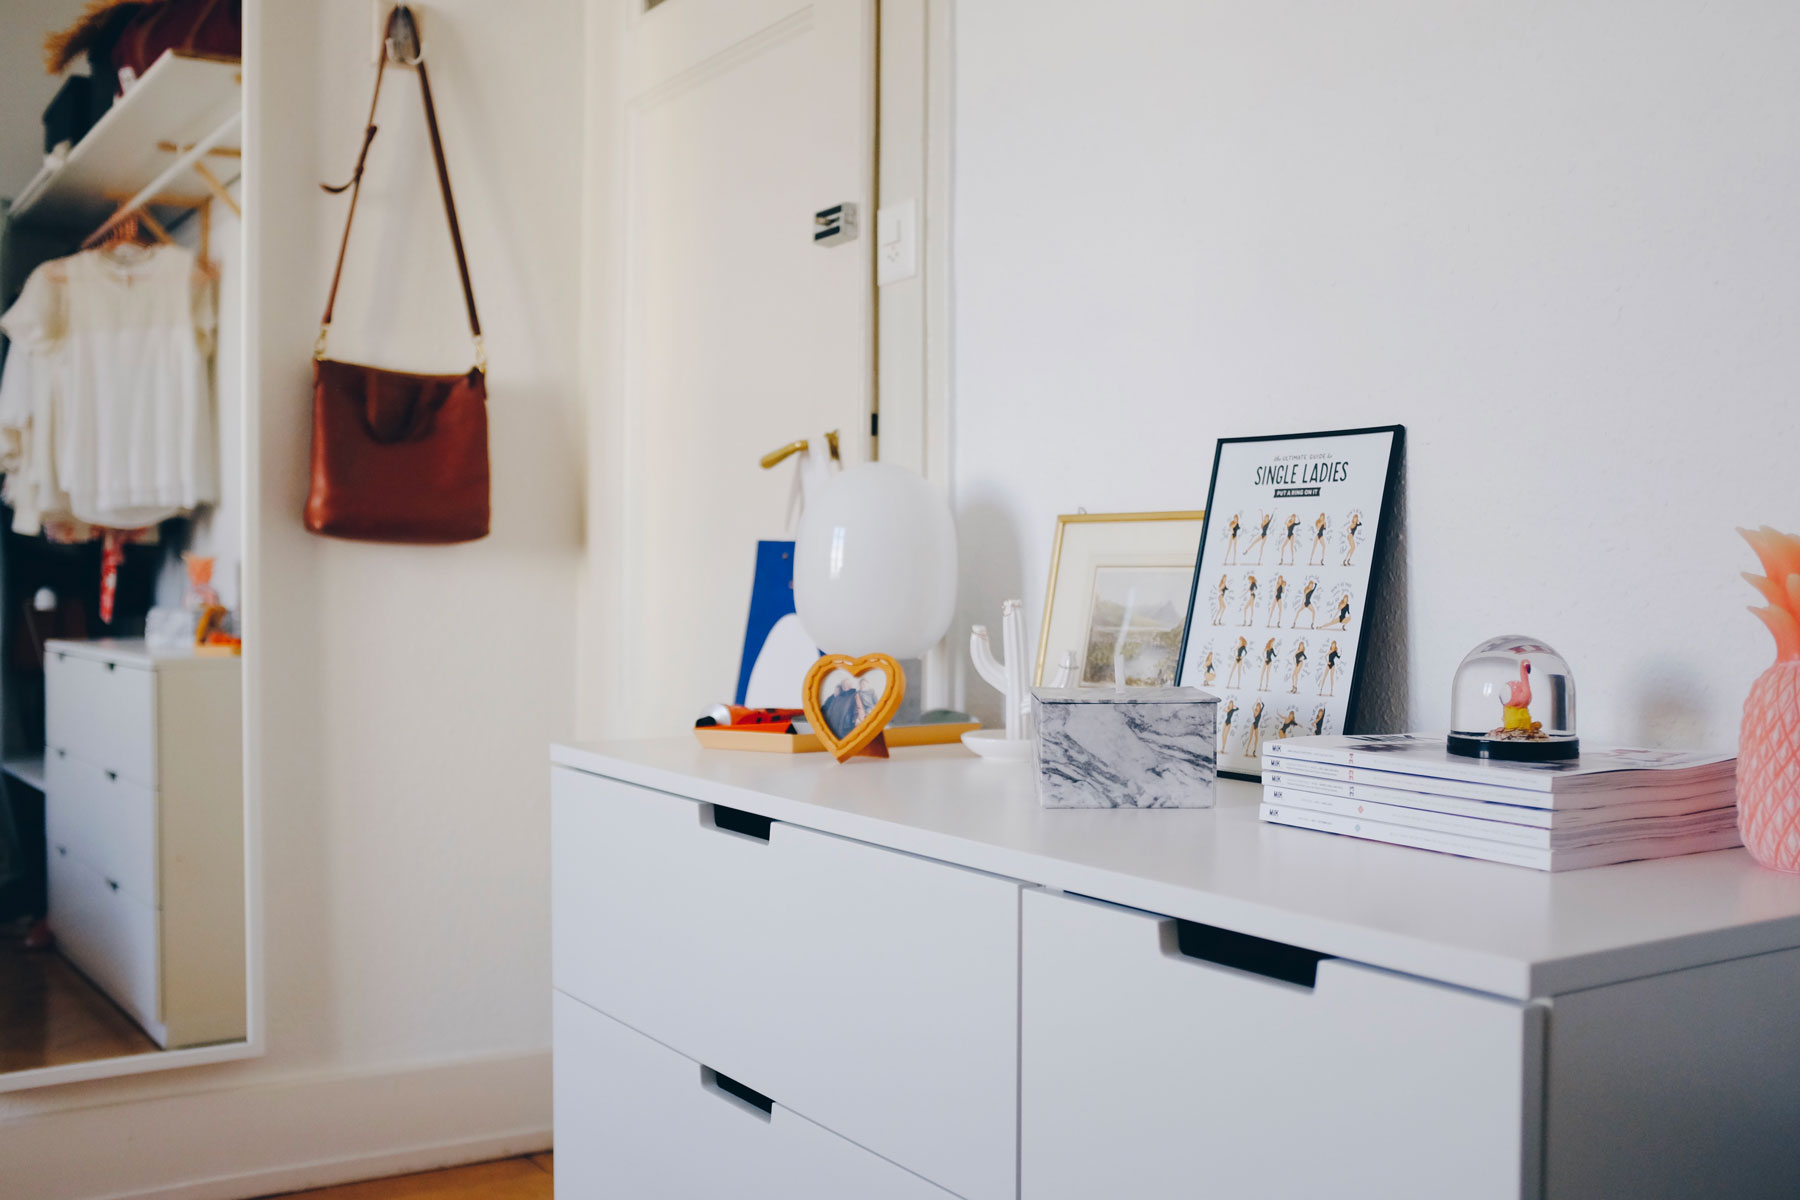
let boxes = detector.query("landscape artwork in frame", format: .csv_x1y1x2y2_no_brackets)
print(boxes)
1035,512,1207,689
1175,427,1403,781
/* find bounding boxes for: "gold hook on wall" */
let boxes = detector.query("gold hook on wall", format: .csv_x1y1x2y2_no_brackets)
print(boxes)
761,430,842,470
760,440,810,470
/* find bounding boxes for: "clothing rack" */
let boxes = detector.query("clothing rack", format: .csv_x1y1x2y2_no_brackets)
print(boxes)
84,110,242,257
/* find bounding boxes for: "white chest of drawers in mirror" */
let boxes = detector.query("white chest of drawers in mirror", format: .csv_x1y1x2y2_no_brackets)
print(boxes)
44,638,244,1051
552,739,1800,1200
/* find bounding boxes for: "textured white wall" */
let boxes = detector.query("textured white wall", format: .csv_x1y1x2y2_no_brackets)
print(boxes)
0,0,583,1192
952,0,1800,750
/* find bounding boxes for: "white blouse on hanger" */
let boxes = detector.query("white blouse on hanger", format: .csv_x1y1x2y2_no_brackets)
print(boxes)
0,243,217,531
0,333,71,536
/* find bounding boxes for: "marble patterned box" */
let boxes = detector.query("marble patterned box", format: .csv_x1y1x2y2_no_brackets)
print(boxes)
1031,686,1219,809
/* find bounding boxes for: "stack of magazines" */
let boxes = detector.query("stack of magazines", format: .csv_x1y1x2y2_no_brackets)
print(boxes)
1260,734,1740,871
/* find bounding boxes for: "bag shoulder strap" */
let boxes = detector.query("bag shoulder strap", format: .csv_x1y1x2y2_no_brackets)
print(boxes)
317,6,483,373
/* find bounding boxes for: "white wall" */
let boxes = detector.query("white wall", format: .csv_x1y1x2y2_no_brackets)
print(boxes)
0,0,585,1193
0,0,92,201
952,0,1800,750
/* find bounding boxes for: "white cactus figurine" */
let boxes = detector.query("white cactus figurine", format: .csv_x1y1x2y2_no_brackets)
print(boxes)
966,601,1075,761
970,600,1030,741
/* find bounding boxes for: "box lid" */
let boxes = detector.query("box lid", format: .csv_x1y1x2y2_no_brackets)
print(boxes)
1031,686,1218,705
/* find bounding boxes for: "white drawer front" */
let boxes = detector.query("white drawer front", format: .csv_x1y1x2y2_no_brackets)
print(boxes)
46,650,155,786
1021,889,1539,1200
46,747,158,906
552,768,1019,1200
554,990,953,1200
48,848,160,1037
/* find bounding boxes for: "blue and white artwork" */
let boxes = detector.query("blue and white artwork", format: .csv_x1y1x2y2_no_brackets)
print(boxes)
736,540,822,708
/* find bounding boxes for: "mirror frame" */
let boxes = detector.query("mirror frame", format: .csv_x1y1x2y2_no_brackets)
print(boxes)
0,0,266,1094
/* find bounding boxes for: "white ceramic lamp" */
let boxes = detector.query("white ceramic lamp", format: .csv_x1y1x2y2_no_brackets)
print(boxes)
793,463,958,657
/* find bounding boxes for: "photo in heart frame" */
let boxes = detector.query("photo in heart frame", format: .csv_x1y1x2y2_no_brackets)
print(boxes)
802,653,905,762
817,666,886,736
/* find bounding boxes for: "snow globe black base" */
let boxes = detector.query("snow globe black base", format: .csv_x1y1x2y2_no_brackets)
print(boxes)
1446,730,1581,761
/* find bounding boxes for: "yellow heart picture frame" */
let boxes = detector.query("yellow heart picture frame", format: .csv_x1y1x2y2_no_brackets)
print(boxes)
802,653,905,763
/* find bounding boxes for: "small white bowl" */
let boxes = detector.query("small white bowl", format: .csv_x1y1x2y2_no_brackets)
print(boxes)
962,729,1034,764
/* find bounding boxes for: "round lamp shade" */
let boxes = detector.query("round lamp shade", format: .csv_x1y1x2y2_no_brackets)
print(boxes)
793,463,958,658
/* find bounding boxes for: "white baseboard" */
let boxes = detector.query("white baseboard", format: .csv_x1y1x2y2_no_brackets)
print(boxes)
0,1049,552,1200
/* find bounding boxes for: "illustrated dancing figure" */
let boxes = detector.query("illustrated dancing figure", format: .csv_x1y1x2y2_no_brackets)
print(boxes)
1277,709,1300,741
1212,573,1230,625
1266,574,1287,627
1222,512,1243,564
1292,579,1319,629
1239,574,1259,625
1289,639,1307,693
1319,640,1340,696
1342,510,1364,567
1226,636,1249,688
1244,700,1265,758
1201,648,1217,688
1307,512,1329,565
1257,638,1278,691
1244,512,1272,564
1220,698,1238,752
1277,514,1301,564
1322,592,1352,631
1311,706,1327,736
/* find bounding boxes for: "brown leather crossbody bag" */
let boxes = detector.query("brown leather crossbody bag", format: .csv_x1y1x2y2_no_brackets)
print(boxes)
306,8,489,544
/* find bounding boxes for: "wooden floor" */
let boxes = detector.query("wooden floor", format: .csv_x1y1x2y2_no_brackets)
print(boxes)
270,1155,553,1199
0,924,160,1073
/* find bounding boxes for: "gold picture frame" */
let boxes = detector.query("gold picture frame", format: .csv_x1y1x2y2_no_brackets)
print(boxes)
1035,510,1207,688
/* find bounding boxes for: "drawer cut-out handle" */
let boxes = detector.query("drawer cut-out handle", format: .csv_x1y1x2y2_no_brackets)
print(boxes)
105,662,116,672
1166,918,1329,989
702,1066,774,1120
704,803,772,842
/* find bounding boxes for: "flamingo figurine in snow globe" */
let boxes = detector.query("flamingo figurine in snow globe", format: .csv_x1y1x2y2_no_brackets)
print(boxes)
1447,635,1580,761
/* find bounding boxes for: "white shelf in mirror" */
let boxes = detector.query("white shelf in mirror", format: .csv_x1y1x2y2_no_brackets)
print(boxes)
11,52,242,228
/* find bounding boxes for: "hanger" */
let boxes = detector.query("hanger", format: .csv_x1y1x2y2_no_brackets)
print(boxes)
86,199,219,281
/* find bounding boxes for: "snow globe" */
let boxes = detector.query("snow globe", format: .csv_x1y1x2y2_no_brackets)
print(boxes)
1447,635,1579,761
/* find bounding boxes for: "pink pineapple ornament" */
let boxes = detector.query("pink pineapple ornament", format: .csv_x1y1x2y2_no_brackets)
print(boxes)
1738,526,1800,872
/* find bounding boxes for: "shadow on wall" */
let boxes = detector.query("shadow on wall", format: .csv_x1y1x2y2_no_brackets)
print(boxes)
1354,453,1409,733
952,492,1026,727
1628,661,1710,748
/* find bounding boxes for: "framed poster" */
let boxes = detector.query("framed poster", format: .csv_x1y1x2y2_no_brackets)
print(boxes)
1036,512,1207,689
1175,427,1403,780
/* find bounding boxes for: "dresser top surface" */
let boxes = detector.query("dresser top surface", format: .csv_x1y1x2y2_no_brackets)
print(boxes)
46,638,240,671
553,738,1800,999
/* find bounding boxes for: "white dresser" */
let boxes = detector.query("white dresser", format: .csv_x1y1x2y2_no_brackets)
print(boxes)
551,739,1800,1199
45,638,245,1050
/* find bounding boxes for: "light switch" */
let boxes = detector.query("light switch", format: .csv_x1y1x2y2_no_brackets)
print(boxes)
876,199,918,286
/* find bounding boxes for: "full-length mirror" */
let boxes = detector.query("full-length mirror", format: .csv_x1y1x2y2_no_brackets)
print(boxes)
0,2,249,1087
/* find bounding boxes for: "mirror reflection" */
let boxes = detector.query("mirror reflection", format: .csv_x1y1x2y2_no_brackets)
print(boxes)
0,2,246,1078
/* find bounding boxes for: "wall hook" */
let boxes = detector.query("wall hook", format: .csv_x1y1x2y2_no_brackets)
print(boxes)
385,4,423,65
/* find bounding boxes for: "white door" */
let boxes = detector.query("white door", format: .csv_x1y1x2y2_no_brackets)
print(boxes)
606,0,874,737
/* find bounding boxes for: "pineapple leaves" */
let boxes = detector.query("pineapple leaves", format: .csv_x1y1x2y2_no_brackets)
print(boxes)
1749,605,1800,663
1741,527,1800,662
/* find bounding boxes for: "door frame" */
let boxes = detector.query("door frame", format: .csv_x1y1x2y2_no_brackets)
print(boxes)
578,0,952,735
876,0,954,709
